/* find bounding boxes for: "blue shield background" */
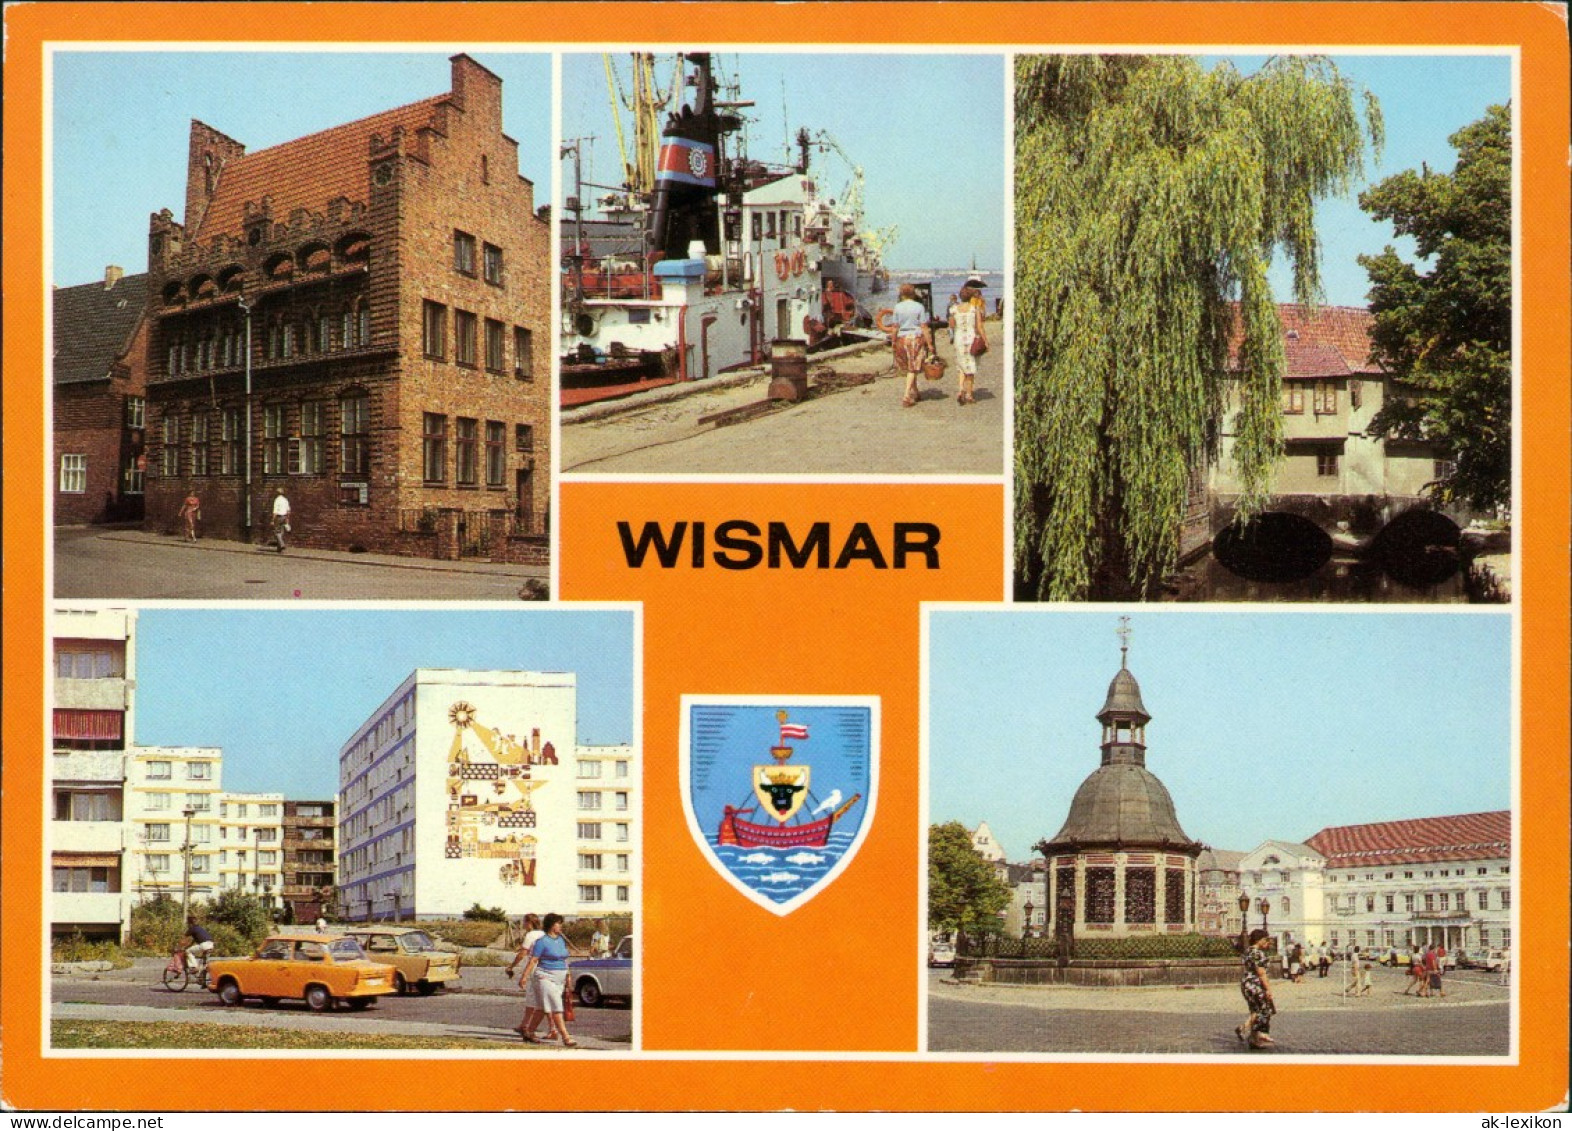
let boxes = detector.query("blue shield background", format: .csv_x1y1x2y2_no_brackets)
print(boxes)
685,701,875,913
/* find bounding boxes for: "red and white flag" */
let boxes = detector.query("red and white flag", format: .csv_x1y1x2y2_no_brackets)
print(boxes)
780,722,810,741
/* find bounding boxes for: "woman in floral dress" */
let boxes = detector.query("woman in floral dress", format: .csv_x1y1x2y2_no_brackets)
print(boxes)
1237,928,1277,1048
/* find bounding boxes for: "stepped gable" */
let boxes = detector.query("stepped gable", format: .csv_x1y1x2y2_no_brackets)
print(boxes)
53,273,149,385
191,96,447,240
1227,303,1383,378
1305,810,1510,868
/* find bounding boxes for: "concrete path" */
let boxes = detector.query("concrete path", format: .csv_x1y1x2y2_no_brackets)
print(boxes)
53,526,548,601
561,326,1007,476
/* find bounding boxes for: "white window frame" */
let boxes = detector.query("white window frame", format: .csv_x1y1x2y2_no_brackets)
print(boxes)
59,453,87,493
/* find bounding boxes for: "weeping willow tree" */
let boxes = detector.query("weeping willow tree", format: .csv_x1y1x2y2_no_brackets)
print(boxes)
1015,56,1382,600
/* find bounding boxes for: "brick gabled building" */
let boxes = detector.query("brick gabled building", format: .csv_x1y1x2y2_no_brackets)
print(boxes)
53,267,150,525
143,55,549,562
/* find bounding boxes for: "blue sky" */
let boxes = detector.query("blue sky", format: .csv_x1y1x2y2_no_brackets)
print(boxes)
50,50,1506,305
929,610,1512,860
562,52,1006,272
51,51,551,287
132,608,635,799
1223,54,1513,307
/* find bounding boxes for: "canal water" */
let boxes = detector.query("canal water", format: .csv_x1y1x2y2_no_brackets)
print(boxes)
1171,551,1471,603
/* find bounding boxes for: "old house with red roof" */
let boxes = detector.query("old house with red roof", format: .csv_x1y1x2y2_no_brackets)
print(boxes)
53,267,151,525
142,55,549,561
1236,811,1511,958
1215,304,1449,510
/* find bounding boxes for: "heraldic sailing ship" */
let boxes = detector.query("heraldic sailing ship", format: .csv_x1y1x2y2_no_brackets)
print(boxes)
717,711,861,849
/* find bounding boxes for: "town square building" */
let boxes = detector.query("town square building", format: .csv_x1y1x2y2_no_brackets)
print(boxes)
1036,629,1203,939
141,54,550,561
1236,811,1511,956
123,746,225,905
336,669,636,922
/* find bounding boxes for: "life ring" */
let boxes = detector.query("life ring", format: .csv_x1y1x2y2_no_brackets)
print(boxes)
775,252,790,281
875,307,897,334
791,249,806,277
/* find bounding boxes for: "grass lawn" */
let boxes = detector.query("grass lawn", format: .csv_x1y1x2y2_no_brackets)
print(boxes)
52,1020,517,1051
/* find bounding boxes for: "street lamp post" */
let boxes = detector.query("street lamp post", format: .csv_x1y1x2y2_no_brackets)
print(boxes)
1023,898,1034,942
237,294,254,540
1237,891,1251,952
180,806,197,926
1258,897,1272,953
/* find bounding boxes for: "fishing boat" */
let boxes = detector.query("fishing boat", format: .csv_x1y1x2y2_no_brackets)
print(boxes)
714,713,861,849
560,53,893,403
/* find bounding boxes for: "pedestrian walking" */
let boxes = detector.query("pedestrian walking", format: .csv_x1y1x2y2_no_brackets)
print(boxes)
1318,944,1331,979
1424,944,1445,998
590,919,611,958
515,912,580,1047
178,489,202,540
1408,951,1427,996
949,284,988,406
505,913,547,1041
887,283,934,408
1236,927,1277,1049
944,293,961,344
269,487,292,552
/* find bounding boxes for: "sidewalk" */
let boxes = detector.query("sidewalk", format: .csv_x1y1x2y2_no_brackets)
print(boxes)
89,529,547,579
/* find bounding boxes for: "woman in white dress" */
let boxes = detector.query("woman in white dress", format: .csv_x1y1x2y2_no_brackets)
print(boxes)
949,285,988,405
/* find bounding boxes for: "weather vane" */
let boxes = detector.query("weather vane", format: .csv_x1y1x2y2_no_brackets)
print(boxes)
1116,616,1132,668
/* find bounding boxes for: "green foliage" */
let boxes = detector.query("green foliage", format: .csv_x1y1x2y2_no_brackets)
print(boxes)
928,821,1011,932
203,888,274,947
1014,55,1381,598
50,931,133,968
1358,104,1511,513
421,918,510,948
462,902,509,922
1070,933,1238,960
126,895,186,955
964,932,1237,961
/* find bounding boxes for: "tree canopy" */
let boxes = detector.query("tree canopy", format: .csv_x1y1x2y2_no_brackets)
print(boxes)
1358,104,1512,513
928,821,1010,932
1015,55,1382,599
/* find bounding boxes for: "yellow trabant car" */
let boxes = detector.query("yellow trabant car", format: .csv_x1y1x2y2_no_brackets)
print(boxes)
207,932,396,1012
344,926,461,995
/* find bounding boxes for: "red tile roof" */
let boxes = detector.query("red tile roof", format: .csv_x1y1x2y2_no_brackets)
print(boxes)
1305,811,1510,868
1229,303,1381,379
194,96,448,240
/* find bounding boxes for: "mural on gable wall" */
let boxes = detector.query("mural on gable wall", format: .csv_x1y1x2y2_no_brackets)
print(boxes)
443,701,559,887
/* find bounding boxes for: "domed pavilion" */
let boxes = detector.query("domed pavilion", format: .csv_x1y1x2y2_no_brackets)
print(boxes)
1035,622,1203,940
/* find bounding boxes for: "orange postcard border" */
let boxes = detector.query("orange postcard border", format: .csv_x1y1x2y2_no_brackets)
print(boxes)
4,1,1568,1113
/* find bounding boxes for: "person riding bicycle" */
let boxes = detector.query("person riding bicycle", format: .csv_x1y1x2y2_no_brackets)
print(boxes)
184,920,214,972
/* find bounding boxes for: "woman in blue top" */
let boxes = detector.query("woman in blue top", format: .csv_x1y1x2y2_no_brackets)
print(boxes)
519,912,577,1046
888,283,934,408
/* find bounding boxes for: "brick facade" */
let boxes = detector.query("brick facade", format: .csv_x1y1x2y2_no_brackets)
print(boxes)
142,56,550,561
52,270,150,525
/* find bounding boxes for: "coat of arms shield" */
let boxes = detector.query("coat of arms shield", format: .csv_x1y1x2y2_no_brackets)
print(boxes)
681,696,878,915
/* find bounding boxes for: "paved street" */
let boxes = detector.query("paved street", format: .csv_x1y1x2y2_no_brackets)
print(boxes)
52,959,630,1049
562,328,1006,476
54,527,548,601
927,966,1511,1056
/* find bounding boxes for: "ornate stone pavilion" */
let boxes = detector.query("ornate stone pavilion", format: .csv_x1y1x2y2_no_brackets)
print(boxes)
1035,624,1204,939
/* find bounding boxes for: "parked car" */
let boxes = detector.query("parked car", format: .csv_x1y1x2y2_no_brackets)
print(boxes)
570,934,633,1006
207,932,396,1012
343,926,460,995
1462,947,1510,972
928,940,957,968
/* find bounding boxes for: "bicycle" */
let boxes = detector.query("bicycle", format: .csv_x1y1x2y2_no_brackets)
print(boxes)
162,944,210,992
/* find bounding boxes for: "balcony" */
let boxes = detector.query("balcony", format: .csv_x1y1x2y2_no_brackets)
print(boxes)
284,815,334,830
51,750,127,782
53,678,128,711
52,822,125,854
1412,909,1472,921
283,837,334,853
52,891,126,926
